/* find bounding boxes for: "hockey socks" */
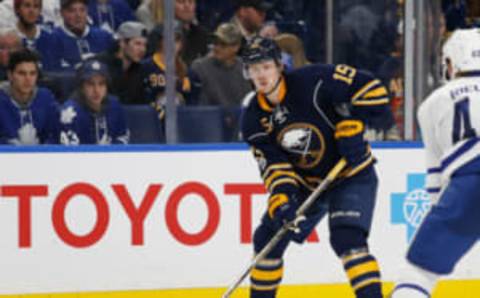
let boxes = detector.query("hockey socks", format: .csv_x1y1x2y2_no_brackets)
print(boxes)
342,251,383,298
250,258,283,298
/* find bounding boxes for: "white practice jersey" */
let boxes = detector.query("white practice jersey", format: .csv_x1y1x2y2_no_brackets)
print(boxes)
418,75,480,195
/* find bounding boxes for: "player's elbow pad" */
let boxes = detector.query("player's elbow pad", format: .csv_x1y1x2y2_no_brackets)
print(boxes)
335,120,368,167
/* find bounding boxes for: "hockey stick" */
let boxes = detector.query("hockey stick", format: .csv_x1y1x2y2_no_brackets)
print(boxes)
221,158,347,298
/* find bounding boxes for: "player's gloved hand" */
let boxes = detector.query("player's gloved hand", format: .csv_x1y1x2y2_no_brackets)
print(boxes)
268,193,297,229
335,120,367,168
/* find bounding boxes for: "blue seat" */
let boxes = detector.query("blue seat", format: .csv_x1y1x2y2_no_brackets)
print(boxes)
124,105,164,144
176,106,225,143
40,71,77,102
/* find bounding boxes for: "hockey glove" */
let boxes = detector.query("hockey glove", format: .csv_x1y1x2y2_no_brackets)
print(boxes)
268,193,297,230
335,120,368,168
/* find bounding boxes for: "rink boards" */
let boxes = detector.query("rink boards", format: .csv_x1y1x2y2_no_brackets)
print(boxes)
0,143,478,297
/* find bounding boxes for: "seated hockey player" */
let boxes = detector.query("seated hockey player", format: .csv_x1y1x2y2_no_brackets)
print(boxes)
240,36,394,298
59,59,129,145
390,28,480,298
0,48,59,145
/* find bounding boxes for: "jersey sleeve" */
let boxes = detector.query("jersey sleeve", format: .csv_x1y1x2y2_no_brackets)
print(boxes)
417,97,442,200
326,64,393,130
241,102,303,197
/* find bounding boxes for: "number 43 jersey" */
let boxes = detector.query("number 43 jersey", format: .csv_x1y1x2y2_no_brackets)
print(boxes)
418,73,480,194
241,63,393,195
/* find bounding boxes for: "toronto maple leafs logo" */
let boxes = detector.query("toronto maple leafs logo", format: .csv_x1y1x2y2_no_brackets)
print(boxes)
60,106,77,124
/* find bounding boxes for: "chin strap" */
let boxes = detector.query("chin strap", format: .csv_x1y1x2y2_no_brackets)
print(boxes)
264,76,282,97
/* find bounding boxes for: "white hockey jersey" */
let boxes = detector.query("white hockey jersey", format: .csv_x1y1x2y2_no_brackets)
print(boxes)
418,74,480,197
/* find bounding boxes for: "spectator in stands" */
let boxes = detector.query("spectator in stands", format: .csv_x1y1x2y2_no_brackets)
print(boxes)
135,0,163,31
88,0,136,34
0,28,22,81
13,0,59,71
191,22,251,107
274,33,310,69
335,4,380,71
59,59,129,145
175,0,210,66
0,0,61,29
0,49,60,145
232,0,270,43
258,21,309,69
373,20,403,141
96,21,147,104
52,0,114,71
141,23,197,119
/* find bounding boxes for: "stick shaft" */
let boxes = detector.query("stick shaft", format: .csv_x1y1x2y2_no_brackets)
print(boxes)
221,158,347,298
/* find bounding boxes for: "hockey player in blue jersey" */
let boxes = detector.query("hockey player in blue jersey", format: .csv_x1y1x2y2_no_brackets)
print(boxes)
240,37,394,298
59,59,129,145
13,0,59,71
52,0,114,71
0,49,59,145
390,28,480,298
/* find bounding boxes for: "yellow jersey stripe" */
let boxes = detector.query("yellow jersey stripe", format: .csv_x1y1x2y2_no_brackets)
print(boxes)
269,178,298,193
152,52,166,70
251,267,284,281
352,278,381,291
251,283,280,291
265,170,300,189
268,193,287,205
363,86,388,99
351,79,381,101
352,97,389,106
346,261,380,280
268,195,289,218
335,120,364,139
257,258,283,267
342,251,370,265
262,163,293,180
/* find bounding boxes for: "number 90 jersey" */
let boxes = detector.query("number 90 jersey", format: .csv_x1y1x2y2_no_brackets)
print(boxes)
418,74,480,194
241,63,392,196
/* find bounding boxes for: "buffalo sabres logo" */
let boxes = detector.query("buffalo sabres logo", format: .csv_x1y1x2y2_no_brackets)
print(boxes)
273,105,289,124
277,123,325,169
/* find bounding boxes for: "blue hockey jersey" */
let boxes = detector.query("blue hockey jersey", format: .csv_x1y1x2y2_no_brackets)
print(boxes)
241,64,392,196
19,26,60,71
140,53,196,104
0,86,60,145
51,25,114,71
59,95,129,145
88,0,135,33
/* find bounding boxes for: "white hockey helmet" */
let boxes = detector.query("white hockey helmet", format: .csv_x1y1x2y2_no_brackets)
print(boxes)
442,28,480,80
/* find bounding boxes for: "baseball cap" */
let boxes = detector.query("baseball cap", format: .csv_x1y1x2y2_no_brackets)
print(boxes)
234,0,272,12
77,59,109,82
60,0,87,9
117,21,148,40
213,23,242,45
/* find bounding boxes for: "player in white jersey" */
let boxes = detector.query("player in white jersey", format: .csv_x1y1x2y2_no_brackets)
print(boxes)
391,28,480,297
